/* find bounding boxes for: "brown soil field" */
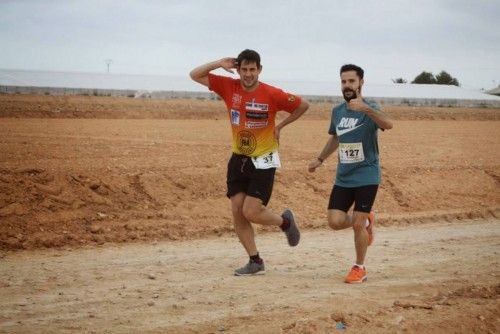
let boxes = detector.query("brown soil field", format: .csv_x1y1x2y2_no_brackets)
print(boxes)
0,94,499,333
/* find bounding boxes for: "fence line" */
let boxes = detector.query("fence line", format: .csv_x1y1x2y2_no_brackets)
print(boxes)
1,85,499,108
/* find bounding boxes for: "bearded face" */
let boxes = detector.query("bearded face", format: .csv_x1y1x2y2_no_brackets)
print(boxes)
340,70,363,102
342,87,359,102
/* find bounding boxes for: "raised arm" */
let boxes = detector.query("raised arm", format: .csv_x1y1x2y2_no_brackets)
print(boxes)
189,58,237,87
348,89,393,130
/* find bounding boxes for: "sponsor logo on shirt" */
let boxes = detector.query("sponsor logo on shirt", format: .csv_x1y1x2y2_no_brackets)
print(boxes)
287,94,296,102
245,120,268,129
246,111,268,120
336,117,363,136
231,109,240,125
245,99,269,111
237,131,257,155
232,94,242,107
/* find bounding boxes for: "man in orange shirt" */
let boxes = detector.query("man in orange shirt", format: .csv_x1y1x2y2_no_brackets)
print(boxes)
190,49,309,275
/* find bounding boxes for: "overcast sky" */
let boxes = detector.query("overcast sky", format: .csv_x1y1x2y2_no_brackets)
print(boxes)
1,0,499,90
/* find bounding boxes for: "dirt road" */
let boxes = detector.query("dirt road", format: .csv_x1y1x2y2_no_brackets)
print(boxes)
1,219,499,333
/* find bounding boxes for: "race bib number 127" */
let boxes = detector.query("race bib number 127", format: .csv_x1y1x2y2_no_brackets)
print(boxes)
338,142,365,164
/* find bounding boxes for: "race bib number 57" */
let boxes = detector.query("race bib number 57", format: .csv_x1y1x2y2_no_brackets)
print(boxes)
339,142,365,164
252,151,281,169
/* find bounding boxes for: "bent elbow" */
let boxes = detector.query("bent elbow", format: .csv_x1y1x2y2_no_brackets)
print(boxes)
189,70,197,80
301,99,310,111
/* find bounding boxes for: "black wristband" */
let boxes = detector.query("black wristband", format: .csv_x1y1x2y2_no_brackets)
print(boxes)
317,157,324,163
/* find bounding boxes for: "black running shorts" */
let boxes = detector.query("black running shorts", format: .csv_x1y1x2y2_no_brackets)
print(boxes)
226,153,275,206
328,184,379,213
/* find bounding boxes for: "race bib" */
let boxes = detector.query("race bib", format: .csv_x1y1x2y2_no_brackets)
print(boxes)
338,142,365,164
251,150,281,169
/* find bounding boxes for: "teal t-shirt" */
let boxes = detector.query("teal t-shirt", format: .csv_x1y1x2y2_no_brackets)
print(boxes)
328,99,381,187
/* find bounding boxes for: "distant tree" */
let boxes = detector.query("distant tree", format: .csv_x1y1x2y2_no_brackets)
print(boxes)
411,70,460,86
412,71,437,84
392,78,407,84
435,71,460,86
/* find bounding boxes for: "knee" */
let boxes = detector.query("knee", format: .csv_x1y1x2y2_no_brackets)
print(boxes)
328,217,344,230
242,204,260,222
231,202,244,220
352,219,366,232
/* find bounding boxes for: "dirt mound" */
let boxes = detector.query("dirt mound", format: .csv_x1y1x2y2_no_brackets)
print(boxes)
0,96,499,251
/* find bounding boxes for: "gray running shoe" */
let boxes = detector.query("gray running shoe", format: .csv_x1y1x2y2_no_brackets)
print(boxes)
282,209,300,246
234,260,265,276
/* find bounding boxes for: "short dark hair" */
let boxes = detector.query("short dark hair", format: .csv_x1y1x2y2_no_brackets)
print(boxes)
340,64,364,79
237,49,261,68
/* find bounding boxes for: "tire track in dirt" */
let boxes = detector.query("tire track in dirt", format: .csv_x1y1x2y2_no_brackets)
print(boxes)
381,173,410,208
129,173,161,207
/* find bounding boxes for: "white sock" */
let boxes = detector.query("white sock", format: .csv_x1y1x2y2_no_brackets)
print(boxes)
354,264,365,270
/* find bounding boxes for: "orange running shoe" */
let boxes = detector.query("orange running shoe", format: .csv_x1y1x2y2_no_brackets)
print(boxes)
367,211,375,246
344,265,367,284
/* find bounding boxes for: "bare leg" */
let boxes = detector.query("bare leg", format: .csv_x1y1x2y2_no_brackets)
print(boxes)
242,196,283,226
352,211,370,265
328,209,369,265
230,193,258,256
327,209,353,230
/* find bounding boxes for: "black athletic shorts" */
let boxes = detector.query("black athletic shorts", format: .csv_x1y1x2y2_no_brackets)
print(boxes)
328,184,379,213
226,153,276,206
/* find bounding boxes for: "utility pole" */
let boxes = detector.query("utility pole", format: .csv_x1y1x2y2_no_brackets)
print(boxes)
105,59,113,73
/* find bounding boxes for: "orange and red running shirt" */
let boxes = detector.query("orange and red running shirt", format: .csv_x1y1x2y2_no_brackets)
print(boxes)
208,74,301,157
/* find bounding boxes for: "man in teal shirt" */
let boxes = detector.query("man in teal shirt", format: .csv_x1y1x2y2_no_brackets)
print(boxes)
308,64,393,283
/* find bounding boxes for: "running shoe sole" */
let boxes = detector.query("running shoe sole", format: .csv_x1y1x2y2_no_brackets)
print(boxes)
282,209,300,247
